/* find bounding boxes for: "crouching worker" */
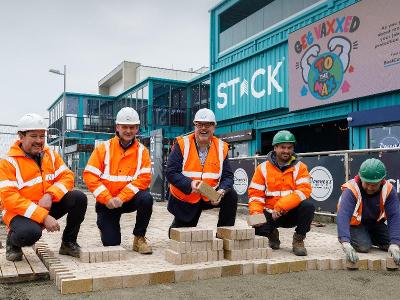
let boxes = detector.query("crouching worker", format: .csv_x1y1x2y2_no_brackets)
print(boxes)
337,158,400,265
248,130,314,256
0,113,87,261
83,107,153,254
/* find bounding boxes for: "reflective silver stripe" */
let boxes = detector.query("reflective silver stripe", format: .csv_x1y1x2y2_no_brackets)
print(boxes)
24,203,38,218
139,167,151,174
296,177,310,185
266,190,293,197
49,149,56,165
103,140,111,177
93,185,107,197
294,190,307,201
182,171,202,178
201,172,221,179
85,165,102,177
215,139,224,187
248,197,265,203
45,174,55,181
5,157,23,187
0,180,18,188
347,179,362,219
100,174,133,182
20,176,42,189
182,136,190,170
249,182,266,191
265,208,274,213
54,165,68,178
131,143,144,180
54,182,68,195
378,182,390,221
260,161,267,179
126,183,139,194
293,161,301,181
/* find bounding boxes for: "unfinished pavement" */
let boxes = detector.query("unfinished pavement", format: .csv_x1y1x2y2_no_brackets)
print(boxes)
34,193,395,294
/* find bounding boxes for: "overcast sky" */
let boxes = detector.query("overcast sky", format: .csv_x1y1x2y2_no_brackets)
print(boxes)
0,0,220,125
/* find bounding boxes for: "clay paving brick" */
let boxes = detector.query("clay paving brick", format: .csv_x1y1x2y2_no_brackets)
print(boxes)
380,259,387,270
80,249,90,263
254,261,268,274
307,259,317,270
329,258,343,270
242,262,254,275
224,250,243,261
92,275,123,291
345,260,359,270
56,272,74,290
169,240,186,254
386,257,399,270
165,249,182,265
123,273,150,288
207,250,218,262
170,228,191,242
149,270,175,285
368,259,381,271
223,239,235,251
267,261,290,274
217,227,236,240
175,269,197,283
218,250,224,261
221,264,242,277
247,214,267,227
317,258,330,270
289,260,307,272
61,277,93,294
196,266,222,280
358,259,368,270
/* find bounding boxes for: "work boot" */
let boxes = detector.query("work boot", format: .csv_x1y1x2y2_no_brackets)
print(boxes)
133,236,153,254
292,232,307,256
267,228,281,250
59,241,81,258
6,235,23,262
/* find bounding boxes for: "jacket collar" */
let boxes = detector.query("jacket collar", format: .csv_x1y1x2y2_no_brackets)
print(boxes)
7,140,48,158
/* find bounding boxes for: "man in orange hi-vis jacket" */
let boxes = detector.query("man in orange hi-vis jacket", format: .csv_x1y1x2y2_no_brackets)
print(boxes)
83,107,153,254
0,113,87,261
248,130,314,256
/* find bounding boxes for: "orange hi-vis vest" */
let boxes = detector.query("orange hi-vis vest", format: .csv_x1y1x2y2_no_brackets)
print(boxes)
339,179,392,225
0,141,74,226
83,136,152,204
169,133,229,204
248,159,311,215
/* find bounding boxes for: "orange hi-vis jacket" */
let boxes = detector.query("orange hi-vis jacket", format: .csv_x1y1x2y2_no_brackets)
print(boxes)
169,133,229,204
0,141,74,226
338,178,392,225
248,153,311,215
83,136,152,204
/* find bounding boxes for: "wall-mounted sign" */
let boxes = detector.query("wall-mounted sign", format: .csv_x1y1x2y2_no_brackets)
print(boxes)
218,129,254,143
289,0,400,111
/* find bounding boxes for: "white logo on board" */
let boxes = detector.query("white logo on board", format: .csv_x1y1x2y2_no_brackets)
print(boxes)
310,166,333,202
233,168,248,195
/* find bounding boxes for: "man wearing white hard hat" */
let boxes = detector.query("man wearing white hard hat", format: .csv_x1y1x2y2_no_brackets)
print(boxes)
166,108,238,233
83,107,153,254
0,113,87,261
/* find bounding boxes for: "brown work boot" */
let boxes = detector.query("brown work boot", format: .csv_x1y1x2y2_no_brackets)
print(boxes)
6,235,22,262
292,232,307,256
59,241,81,258
267,228,281,250
133,236,153,254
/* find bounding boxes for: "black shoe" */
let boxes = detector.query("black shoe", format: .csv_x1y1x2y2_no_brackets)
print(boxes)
59,241,81,258
6,235,23,262
267,228,281,250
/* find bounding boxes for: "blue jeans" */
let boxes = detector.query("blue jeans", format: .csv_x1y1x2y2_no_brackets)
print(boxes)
350,222,390,253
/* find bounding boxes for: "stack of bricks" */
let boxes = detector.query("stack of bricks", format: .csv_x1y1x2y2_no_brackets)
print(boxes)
79,246,128,263
216,226,271,261
165,227,223,264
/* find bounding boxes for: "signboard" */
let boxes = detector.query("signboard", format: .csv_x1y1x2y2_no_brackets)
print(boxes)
289,0,400,111
218,129,254,143
149,129,164,201
230,158,255,204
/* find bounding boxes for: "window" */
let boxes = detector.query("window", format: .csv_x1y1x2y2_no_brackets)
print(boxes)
368,125,400,149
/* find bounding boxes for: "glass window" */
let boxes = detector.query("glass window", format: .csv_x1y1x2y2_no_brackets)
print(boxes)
368,125,400,148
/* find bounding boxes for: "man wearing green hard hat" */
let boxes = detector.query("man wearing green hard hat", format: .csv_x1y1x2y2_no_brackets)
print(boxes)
337,158,400,265
248,130,314,256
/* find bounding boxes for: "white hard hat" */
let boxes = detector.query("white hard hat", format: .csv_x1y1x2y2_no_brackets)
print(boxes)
116,107,140,125
193,108,217,125
17,113,47,132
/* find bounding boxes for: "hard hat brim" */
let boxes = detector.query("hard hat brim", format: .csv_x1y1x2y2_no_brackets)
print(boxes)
359,174,384,184
116,121,140,125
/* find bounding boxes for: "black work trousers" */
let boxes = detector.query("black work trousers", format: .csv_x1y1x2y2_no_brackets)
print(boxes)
9,190,88,247
96,190,153,246
255,201,315,237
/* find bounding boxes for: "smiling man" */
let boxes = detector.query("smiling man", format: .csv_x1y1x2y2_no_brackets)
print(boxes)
248,130,314,256
0,113,87,261
83,107,153,254
166,108,238,234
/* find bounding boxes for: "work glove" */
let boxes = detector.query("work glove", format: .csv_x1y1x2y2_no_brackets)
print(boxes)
388,244,400,265
342,242,359,263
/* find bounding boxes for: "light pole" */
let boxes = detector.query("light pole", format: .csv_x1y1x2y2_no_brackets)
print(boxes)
49,65,66,159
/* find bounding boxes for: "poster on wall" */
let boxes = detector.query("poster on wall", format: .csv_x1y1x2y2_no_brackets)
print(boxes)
288,0,400,111
149,129,164,201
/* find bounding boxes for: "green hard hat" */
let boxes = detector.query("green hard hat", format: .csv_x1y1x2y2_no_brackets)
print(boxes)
358,158,386,183
272,130,296,146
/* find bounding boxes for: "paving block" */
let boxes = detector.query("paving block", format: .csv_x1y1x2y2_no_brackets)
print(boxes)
217,227,236,240
207,250,218,262
345,260,359,270
49,265,69,280
108,250,120,261
306,259,317,270
267,261,290,274
247,214,267,227
123,273,150,288
358,259,368,270
191,229,203,242
149,270,175,285
165,249,182,265
224,250,243,261
368,259,381,271
317,258,330,270
119,249,128,260
170,228,192,242
61,277,93,294
254,261,268,274
89,252,96,263
380,259,387,270
95,251,103,263
196,266,222,280
198,181,221,202
56,272,74,290
175,269,197,283
80,249,90,263
92,275,123,291
329,258,343,270
289,260,307,272
242,262,254,275
102,251,109,262
221,264,242,277
198,251,208,263
208,230,214,241
218,250,224,261
386,257,399,270
223,239,235,251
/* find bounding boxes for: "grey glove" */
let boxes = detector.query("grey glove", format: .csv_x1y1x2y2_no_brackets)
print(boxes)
388,244,400,265
342,242,359,263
